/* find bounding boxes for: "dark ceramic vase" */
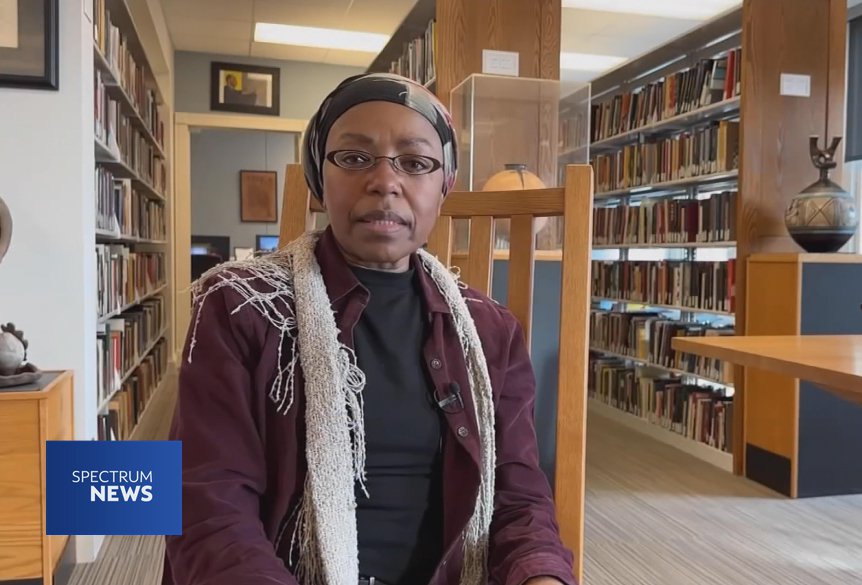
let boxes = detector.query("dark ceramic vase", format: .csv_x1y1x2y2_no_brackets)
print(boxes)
785,136,858,253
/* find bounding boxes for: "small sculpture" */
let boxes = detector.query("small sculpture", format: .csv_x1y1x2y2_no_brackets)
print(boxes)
785,136,858,253
0,323,27,375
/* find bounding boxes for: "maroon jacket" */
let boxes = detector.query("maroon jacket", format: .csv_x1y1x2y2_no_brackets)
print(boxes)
163,228,575,585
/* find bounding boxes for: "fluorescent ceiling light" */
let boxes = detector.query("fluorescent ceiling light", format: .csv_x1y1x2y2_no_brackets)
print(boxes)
561,0,741,20
254,22,389,53
560,52,627,71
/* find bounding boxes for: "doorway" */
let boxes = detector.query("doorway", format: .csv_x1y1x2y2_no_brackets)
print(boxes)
172,113,306,360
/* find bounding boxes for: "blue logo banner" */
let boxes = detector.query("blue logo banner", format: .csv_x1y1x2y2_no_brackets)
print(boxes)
46,440,182,535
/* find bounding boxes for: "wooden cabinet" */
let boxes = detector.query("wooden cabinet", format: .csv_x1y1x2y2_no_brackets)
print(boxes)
745,255,862,497
0,371,74,584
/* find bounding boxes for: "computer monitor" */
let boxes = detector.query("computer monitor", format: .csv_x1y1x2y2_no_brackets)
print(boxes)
256,234,279,252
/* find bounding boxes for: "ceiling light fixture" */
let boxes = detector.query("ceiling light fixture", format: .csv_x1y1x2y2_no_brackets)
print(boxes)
561,0,741,21
560,52,627,72
254,22,389,53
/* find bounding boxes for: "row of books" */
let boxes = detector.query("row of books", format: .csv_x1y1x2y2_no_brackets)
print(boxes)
591,47,742,143
387,18,436,86
592,259,737,313
589,354,734,453
97,337,169,441
559,109,590,154
93,0,165,149
593,120,740,193
589,309,735,384
593,191,738,246
96,297,165,406
95,73,167,197
96,244,166,319
96,168,166,241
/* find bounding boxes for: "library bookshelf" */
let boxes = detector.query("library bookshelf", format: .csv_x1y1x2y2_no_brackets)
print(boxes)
92,0,171,442
584,0,849,485
585,10,741,469
364,0,561,106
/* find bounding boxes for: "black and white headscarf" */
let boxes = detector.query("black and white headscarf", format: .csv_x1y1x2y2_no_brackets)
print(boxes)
301,72,459,199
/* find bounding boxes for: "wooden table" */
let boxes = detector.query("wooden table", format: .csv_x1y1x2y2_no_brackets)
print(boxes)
672,335,862,404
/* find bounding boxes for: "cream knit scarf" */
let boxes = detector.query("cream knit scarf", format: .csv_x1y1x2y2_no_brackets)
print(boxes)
188,231,496,585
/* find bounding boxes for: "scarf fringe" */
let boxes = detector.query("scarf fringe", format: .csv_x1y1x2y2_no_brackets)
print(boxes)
187,232,495,585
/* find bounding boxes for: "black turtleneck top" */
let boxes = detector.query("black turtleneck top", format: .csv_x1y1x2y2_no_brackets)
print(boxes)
349,265,444,585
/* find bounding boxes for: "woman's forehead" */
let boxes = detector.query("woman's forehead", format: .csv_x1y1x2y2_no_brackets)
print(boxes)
328,105,442,146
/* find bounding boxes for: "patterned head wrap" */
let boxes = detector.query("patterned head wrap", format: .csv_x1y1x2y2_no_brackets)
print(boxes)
302,72,458,200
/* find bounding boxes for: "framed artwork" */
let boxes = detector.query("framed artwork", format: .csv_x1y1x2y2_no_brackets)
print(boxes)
240,170,278,222
211,61,280,116
0,0,58,90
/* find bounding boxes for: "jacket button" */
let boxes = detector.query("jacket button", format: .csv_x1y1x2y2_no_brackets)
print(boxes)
430,358,442,370
457,426,469,437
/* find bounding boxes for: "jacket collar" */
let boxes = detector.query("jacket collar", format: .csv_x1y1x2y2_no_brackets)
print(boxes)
314,226,451,314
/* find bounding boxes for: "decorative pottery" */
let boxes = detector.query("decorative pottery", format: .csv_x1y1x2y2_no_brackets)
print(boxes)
0,362,42,389
483,164,549,242
785,136,858,253
0,330,25,375
0,195,11,266
0,324,42,389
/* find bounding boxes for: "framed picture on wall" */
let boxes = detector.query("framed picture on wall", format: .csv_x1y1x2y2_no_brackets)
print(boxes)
240,170,278,222
0,0,59,90
211,61,280,116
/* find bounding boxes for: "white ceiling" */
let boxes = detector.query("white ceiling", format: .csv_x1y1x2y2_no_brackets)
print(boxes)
161,0,853,82
162,0,414,67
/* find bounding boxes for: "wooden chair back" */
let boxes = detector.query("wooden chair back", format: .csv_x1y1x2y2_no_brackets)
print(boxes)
279,163,594,581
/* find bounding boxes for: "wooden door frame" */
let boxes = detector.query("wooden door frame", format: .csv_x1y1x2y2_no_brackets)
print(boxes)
172,112,307,361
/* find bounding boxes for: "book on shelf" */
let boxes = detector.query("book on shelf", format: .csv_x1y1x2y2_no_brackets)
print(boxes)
94,0,165,149
592,259,736,313
589,353,734,453
593,190,737,245
95,244,166,319
95,74,167,196
559,108,591,155
589,309,735,385
98,336,169,441
96,171,166,240
593,120,739,193
95,296,165,407
591,47,742,143
388,18,436,86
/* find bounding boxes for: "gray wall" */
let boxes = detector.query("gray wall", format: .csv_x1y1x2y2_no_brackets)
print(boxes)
491,260,563,488
175,51,364,119
191,129,297,253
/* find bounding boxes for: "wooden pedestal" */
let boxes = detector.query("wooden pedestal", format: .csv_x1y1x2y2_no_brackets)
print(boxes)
0,371,74,585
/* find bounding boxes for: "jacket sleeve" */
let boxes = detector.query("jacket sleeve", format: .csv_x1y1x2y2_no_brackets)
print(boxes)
487,313,577,585
163,282,299,585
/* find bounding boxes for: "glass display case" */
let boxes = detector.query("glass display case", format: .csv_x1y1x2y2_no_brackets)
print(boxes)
449,74,591,252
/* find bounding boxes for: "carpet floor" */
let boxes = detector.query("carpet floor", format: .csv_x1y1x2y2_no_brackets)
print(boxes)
68,378,862,584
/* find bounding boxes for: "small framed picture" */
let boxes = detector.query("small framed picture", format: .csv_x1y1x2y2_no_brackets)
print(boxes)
0,0,59,90
240,170,278,223
211,61,280,116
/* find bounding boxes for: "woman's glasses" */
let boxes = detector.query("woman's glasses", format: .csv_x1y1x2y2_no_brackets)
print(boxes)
326,149,442,176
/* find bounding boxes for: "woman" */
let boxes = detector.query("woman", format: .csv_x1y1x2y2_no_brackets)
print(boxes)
162,73,575,585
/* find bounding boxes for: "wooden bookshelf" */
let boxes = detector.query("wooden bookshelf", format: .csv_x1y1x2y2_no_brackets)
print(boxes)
589,398,733,472
367,0,561,106
92,0,171,442
366,0,437,87
586,0,849,478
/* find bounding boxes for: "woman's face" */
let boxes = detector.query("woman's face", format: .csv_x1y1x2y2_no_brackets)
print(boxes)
322,101,445,272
